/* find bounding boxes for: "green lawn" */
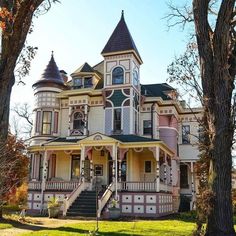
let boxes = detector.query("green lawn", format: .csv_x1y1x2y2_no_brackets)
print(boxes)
0,222,13,230
20,220,195,236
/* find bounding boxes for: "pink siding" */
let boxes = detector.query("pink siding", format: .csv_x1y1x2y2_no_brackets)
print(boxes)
159,115,178,129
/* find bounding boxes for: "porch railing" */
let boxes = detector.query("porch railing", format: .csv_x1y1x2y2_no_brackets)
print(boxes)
28,181,80,191
160,182,173,193
97,182,115,218
120,181,157,192
28,181,41,190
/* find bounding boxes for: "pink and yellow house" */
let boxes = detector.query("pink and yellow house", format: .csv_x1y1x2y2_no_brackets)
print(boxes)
27,12,202,217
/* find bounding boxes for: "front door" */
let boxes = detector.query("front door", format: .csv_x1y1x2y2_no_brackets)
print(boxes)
84,159,90,182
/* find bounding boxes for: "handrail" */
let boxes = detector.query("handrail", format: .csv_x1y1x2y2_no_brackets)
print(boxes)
63,181,88,216
97,182,115,218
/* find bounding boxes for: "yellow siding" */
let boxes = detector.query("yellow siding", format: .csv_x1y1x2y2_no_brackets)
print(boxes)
56,154,71,181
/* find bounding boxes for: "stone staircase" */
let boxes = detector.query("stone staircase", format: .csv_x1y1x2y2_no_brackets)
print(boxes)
66,190,97,217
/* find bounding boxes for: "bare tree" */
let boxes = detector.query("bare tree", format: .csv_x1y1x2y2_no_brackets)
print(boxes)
11,103,33,138
166,1,236,235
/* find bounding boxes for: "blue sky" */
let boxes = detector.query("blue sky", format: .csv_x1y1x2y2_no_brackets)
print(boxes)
11,0,189,106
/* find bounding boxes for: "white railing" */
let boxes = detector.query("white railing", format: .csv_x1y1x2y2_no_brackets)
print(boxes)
97,182,115,218
45,181,80,191
159,182,173,193
63,181,88,216
28,181,41,190
120,182,156,192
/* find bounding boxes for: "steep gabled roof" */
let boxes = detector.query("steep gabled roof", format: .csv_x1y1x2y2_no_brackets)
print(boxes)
33,52,66,88
101,11,142,63
141,83,176,100
71,62,95,76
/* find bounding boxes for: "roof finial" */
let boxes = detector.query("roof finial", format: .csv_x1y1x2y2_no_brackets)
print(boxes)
121,10,124,19
51,50,54,57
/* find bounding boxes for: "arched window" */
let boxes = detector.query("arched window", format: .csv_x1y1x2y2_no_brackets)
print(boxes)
112,67,124,85
73,111,85,130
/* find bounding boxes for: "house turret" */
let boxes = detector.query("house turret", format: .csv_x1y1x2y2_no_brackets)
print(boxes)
32,52,67,138
102,11,141,135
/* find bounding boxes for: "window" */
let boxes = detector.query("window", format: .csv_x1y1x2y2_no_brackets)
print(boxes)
112,67,124,85
42,111,52,135
35,111,41,133
84,77,93,88
180,164,189,188
71,155,80,180
73,112,85,130
133,70,139,86
73,77,82,88
53,112,59,133
145,161,152,173
198,125,204,143
143,120,152,135
94,164,103,176
113,108,122,132
182,125,190,144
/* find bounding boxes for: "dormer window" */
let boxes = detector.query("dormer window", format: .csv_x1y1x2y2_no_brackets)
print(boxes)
112,67,124,85
73,77,93,89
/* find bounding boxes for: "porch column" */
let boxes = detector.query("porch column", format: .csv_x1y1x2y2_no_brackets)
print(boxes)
89,157,93,183
164,152,167,192
40,150,49,212
84,104,88,136
68,106,72,136
191,162,196,210
112,144,118,199
80,146,85,182
118,159,122,182
149,146,160,192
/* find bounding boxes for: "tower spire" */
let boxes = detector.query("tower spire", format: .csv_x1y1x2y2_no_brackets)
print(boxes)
121,10,124,19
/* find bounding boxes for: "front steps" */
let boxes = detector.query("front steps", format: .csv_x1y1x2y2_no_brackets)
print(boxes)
66,190,97,217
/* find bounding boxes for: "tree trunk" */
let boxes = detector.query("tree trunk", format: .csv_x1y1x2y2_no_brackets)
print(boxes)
0,73,14,144
193,0,236,235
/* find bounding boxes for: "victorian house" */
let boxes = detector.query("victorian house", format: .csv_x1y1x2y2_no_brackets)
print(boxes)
27,12,202,217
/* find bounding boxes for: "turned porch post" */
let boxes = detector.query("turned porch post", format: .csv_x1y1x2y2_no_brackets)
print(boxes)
190,161,195,210
80,146,85,182
40,150,49,213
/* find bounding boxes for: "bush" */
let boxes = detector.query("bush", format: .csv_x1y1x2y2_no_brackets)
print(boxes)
178,210,197,222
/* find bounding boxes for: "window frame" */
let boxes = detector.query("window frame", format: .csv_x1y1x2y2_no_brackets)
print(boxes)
71,155,81,180
180,164,189,188
113,108,122,133
112,67,124,85
42,111,52,135
35,111,41,133
53,112,59,133
73,111,85,130
143,120,152,135
94,164,103,176
182,125,190,144
145,160,152,173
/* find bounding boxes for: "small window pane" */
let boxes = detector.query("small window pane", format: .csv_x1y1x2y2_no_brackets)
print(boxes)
71,155,80,180
114,108,121,132
112,67,124,85
180,164,189,188
84,77,93,88
42,111,52,135
182,125,190,144
145,161,152,173
94,164,103,176
143,120,152,135
73,78,82,88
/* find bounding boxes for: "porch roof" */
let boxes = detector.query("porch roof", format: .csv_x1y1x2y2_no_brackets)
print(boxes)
110,135,160,143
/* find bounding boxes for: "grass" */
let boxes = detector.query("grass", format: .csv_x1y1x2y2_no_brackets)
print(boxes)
19,220,195,236
0,222,13,230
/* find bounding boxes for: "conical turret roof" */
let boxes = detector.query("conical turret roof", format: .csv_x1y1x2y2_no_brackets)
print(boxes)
101,11,142,64
33,52,66,88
